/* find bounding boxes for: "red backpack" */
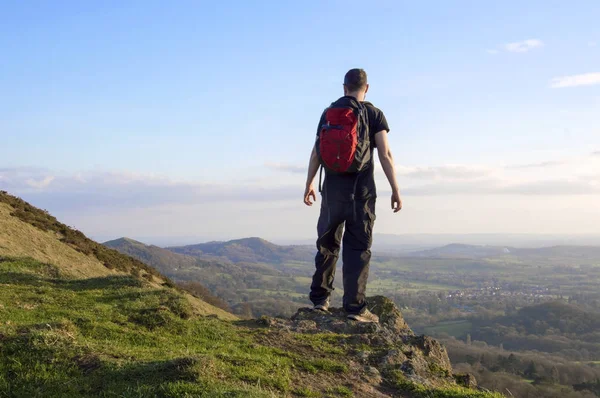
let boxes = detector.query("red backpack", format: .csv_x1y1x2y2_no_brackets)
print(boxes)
316,100,371,175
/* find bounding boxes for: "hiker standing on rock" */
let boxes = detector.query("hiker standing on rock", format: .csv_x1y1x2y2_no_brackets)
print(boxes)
303,68,402,323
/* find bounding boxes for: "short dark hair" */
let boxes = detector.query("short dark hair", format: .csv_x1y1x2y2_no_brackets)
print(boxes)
344,68,368,92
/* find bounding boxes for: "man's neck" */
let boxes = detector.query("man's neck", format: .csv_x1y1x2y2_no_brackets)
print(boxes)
345,92,365,101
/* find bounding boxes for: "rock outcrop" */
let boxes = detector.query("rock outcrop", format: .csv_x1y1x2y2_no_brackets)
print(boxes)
259,296,477,394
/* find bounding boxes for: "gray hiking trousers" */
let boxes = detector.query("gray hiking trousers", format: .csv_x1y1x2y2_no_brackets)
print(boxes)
309,195,376,314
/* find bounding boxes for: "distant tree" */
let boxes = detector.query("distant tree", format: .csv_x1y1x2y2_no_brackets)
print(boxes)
240,302,253,319
466,333,472,345
428,300,439,315
550,365,560,383
506,353,518,373
525,360,538,380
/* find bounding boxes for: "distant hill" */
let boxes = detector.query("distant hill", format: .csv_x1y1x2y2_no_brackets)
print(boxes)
104,236,305,317
407,243,511,258
167,237,314,264
372,233,600,250
511,245,600,260
104,237,199,274
406,243,600,265
104,236,285,279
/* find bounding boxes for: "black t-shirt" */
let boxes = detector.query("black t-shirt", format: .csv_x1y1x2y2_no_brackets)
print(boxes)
316,96,390,202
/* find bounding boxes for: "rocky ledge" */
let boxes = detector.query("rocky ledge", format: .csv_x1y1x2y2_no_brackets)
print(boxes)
258,296,478,393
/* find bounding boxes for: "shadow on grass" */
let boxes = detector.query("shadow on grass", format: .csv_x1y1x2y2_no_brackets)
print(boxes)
0,269,143,290
0,271,45,286
82,356,205,393
94,289,167,304
1,325,210,396
54,276,143,291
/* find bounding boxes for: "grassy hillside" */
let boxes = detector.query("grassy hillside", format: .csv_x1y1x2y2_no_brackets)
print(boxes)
0,256,334,397
0,202,111,279
0,190,234,319
0,192,165,281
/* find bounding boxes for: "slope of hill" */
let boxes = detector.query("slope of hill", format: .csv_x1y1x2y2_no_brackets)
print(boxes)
0,202,111,278
168,237,314,264
0,191,234,320
0,191,498,397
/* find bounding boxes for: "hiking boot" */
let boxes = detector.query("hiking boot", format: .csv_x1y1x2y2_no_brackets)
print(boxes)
312,299,330,312
347,309,379,323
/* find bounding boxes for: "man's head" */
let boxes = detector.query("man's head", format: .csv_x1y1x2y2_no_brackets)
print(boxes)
343,68,369,100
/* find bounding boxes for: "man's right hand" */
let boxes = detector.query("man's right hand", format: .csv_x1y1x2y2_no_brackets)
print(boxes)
304,183,317,206
391,190,402,213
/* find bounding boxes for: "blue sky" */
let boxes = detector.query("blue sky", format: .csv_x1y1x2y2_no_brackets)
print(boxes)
1,1,599,243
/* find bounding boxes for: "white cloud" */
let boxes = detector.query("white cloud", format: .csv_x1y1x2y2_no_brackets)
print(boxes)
265,163,305,174
486,49,499,55
4,158,600,239
0,168,298,211
25,176,55,189
3,152,599,220
550,72,600,88
507,160,566,170
395,165,491,180
504,39,544,53
589,41,597,47
401,179,600,196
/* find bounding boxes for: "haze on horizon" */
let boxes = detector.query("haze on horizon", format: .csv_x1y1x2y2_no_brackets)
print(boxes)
1,1,599,242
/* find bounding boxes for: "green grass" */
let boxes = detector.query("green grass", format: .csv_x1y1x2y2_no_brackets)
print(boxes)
292,276,313,284
293,386,321,397
0,257,350,397
325,385,353,397
424,320,473,338
245,288,305,299
293,334,348,355
367,278,460,293
385,370,504,398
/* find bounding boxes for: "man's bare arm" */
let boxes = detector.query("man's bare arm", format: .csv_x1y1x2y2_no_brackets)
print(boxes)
375,131,402,212
304,144,320,206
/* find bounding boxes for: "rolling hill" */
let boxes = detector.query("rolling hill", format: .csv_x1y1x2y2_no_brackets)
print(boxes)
103,237,200,273
104,236,309,317
167,237,314,264
407,244,511,258
406,243,600,266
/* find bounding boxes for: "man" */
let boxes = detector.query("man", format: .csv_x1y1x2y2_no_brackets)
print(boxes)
303,68,402,323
